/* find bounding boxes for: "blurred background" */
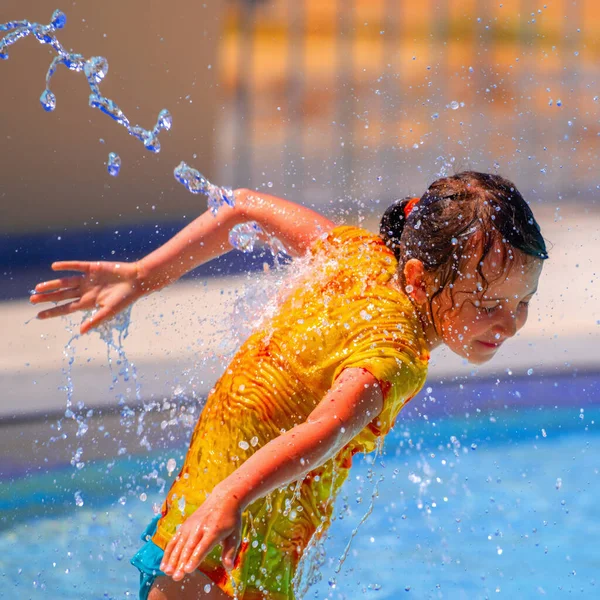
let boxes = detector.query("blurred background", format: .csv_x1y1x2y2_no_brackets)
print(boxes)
1,0,598,409
2,1,599,233
0,2,599,597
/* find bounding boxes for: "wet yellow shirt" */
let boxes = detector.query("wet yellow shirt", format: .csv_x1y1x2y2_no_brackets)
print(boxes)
151,225,430,599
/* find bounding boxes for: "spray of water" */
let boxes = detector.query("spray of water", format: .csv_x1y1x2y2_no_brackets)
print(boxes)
0,9,280,256
0,10,172,154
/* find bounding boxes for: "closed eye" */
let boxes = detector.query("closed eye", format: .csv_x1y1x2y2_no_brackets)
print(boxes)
483,305,500,314
483,301,531,316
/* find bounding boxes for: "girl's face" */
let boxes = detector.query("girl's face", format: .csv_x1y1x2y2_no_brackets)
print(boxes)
430,236,544,365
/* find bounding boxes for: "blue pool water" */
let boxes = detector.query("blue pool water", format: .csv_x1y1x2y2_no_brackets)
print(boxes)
1,375,599,599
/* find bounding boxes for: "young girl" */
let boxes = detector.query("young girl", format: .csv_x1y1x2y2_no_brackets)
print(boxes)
31,171,547,599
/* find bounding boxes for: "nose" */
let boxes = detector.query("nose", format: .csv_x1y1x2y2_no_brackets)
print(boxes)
493,311,519,340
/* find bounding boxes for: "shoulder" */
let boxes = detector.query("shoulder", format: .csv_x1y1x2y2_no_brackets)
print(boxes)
312,225,380,246
310,225,391,260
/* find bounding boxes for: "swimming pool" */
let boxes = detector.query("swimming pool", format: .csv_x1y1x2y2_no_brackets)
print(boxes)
1,372,598,599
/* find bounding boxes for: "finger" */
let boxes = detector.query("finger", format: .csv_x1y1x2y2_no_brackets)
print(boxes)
161,535,180,574
175,537,204,580
182,536,213,575
160,534,179,572
34,275,83,293
30,288,80,305
220,531,242,572
51,261,90,273
165,531,188,576
36,299,86,320
172,532,200,581
178,529,205,575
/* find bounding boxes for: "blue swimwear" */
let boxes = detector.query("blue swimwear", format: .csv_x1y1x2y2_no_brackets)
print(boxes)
130,514,166,600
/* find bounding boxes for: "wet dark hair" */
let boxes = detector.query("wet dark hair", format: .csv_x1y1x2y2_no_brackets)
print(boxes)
379,171,548,325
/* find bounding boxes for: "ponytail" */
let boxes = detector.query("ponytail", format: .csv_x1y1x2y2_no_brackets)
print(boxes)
379,196,420,261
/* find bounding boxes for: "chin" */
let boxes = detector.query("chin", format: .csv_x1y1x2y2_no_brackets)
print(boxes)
452,343,495,365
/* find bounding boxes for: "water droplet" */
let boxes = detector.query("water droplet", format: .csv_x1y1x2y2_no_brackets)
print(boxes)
527,368,534,375
51,10,67,30
74,491,84,507
40,89,56,111
166,458,177,476
107,152,121,176
156,108,172,131
239,440,250,450
431,112,439,119
204,584,212,592
450,100,459,110
556,99,562,107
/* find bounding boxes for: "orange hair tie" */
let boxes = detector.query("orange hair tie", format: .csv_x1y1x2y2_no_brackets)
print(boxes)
403,197,420,219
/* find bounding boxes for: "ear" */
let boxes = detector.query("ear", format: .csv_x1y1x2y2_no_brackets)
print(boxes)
403,259,428,304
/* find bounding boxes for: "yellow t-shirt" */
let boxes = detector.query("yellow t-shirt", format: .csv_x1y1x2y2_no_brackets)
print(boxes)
151,225,430,599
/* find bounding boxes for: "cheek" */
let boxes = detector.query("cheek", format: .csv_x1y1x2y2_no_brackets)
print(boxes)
440,305,486,339
453,308,495,343
516,306,529,328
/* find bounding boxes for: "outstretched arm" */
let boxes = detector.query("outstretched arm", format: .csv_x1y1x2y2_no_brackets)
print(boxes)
137,188,335,292
160,367,384,580
31,189,334,333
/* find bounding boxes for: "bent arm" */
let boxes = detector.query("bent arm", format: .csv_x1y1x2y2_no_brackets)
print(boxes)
137,188,335,293
216,367,384,510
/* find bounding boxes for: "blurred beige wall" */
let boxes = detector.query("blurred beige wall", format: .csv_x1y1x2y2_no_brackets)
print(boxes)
0,1,224,234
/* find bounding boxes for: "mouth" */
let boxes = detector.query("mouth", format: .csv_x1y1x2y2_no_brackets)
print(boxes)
477,340,501,349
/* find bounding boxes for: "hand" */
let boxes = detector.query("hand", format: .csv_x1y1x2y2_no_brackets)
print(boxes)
30,260,146,335
160,487,243,582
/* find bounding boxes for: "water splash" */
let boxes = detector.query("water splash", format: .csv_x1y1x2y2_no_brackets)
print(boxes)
0,10,172,154
333,436,385,574
55,305,153,468
173,161,234,214
229,221,287,259
292,455,347,598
